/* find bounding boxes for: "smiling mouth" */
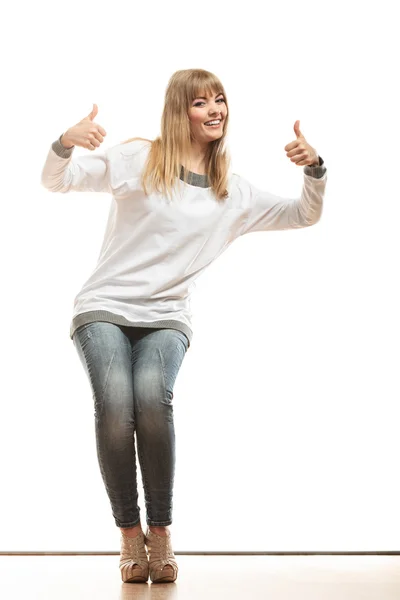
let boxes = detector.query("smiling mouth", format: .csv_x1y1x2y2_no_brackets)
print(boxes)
204,120,222,128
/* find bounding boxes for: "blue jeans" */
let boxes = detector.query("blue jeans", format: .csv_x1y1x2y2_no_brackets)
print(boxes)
72,322,189,528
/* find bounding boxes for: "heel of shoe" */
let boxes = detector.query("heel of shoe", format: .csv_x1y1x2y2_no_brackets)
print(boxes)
119,530,149,583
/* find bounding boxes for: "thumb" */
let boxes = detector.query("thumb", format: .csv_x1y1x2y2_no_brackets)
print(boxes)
294,119,303,139
83,103,98,121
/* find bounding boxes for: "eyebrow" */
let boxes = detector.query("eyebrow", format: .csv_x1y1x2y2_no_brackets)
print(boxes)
194,93,224,100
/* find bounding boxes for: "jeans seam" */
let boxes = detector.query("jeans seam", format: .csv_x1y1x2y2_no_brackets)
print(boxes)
100,347,117,406
157,346,170,402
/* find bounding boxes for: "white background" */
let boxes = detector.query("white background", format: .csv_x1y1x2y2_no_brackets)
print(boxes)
1,0,399,552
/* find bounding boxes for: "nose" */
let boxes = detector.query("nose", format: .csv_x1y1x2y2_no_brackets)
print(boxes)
209,103,222,117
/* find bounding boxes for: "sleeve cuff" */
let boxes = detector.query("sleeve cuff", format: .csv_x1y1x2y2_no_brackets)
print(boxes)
303,155,326,179
51,133,75,158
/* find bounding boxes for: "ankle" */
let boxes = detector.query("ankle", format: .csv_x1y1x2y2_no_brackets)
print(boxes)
148,525,169,537
120,524,143,538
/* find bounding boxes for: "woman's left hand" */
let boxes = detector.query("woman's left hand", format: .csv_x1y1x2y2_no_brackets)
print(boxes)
284,120,319,166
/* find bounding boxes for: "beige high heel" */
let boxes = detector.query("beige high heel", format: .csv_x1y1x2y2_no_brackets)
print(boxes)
144,527,178,583
119,530,149,583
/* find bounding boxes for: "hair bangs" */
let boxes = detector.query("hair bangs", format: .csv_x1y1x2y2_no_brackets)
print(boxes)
186,72,223,105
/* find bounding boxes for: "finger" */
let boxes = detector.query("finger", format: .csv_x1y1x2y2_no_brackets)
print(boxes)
87,133,101,147
89,103,98,121
288,149,306,160
83,104,98,122
89,129,105,144
286,146,305,158
291,152,308,163
294,120,303,139
97,125,107,137
284,140,300,152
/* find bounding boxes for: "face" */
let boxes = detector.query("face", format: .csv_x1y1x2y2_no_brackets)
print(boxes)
187,91,227,143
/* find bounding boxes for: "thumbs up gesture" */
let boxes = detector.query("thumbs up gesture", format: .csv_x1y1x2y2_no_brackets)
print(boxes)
61,103,107,151
284,120,319,166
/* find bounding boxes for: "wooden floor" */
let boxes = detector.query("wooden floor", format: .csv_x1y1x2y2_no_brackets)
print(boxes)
1,555,399,599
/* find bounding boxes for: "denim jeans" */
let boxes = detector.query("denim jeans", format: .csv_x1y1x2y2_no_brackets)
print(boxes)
72,321,189,528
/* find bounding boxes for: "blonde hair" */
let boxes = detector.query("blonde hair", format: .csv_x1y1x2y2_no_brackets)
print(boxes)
121,69,231,203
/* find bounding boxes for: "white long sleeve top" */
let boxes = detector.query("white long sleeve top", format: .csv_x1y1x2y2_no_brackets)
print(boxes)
41,136,328,348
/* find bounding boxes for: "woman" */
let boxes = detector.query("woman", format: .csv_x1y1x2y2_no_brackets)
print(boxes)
41,68,328,584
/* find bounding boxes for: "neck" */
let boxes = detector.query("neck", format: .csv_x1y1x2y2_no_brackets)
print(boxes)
182,139,209,175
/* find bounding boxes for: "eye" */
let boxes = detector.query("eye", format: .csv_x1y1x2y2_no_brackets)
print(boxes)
194,98,225,107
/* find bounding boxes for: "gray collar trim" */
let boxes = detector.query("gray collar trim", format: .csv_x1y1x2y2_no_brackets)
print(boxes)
179,165,210,188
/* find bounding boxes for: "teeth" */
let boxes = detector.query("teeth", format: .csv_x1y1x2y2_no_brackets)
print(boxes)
205,120,221,126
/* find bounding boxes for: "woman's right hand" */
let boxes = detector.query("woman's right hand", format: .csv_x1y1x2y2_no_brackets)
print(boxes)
61,104,107,151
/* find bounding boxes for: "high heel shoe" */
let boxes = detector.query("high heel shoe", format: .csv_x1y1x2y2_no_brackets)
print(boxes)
144,527,178,583
119,530,149,583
